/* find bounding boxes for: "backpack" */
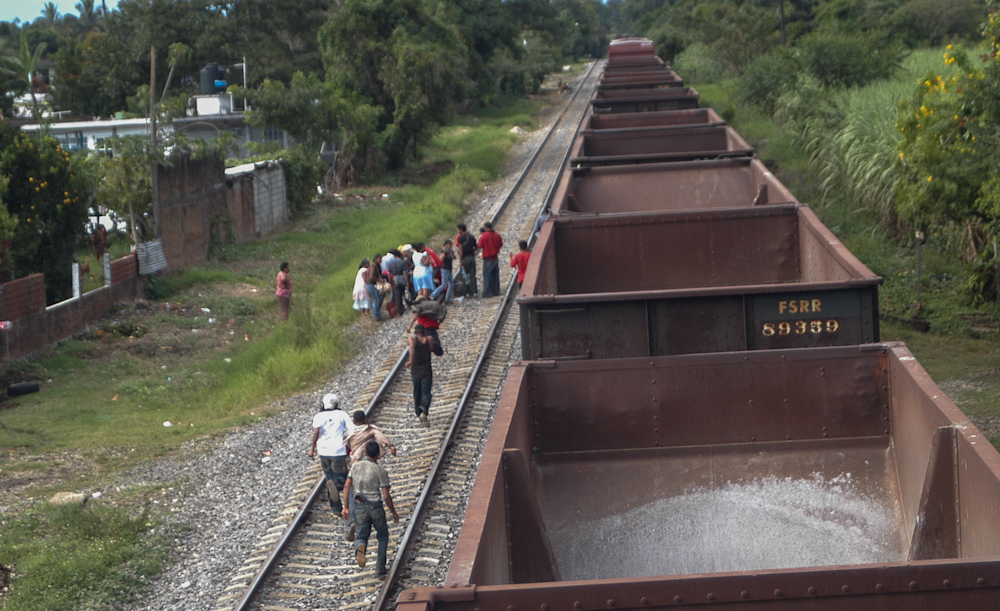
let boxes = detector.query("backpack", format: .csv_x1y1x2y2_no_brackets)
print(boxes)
414,300,447,322
453,269,469,297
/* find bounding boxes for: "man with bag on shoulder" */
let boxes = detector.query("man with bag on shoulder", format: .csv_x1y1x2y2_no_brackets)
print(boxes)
406,295,445,356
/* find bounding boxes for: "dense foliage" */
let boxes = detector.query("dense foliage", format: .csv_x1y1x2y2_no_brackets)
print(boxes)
0,123,88,301
894,4,1000,301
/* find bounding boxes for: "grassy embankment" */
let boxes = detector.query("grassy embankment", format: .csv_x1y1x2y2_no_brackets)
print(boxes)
696,48,1000,444
0,95,547,611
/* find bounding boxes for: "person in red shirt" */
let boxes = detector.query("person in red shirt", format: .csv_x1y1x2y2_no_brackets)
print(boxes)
509,240,530,288
406,296,445,356
476,221,503,297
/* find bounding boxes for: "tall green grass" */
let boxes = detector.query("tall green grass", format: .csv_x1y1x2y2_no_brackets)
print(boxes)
791,49,961,221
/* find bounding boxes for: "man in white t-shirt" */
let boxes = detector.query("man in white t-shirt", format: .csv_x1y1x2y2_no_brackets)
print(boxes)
308,393,353,517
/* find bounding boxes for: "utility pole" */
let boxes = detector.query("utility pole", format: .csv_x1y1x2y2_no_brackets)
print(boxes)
150,45,161,240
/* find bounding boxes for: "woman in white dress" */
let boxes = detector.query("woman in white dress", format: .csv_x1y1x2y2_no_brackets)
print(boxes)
352,258,372,313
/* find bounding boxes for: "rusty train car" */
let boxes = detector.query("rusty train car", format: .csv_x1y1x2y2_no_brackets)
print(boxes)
399,345,1000,611
396,39,1000,611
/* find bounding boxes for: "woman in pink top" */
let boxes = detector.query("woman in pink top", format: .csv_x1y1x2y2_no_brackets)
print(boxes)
276,261,292,320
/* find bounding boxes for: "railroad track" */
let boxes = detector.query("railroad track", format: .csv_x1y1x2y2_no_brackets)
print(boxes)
209,60,602,611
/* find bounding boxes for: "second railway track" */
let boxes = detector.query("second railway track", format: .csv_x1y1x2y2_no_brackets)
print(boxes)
210,60,602,611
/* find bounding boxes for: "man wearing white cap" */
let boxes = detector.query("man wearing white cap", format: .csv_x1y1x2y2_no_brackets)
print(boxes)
308,393,352,516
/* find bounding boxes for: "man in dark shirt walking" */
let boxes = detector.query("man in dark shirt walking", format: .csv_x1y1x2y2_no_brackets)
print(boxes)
477,221,503,297
455,223,478,297
405,323,434,428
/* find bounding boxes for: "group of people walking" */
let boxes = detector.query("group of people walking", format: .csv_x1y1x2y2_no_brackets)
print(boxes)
309,393,399,578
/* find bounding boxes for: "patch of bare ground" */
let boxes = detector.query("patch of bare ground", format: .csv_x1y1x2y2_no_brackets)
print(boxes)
938,371,1000,441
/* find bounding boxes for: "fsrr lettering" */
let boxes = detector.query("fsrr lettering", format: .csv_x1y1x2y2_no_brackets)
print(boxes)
778,299,822,314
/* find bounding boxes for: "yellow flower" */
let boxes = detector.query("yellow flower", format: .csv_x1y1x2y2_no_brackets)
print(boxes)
947,44,953,50
927,176,933,182
899,151,904,159
924,80,932,87
28,177,34,183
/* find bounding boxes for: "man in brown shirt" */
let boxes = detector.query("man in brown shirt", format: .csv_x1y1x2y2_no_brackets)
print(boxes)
346,410,396,462
342,440,399,577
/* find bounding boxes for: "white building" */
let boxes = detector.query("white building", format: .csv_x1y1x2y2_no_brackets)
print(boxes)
19,94,289,157
19,117,162,152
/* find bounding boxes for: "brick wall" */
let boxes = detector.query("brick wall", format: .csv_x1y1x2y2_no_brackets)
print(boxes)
158,152,229,270
0,274,45,321
0,255,142,366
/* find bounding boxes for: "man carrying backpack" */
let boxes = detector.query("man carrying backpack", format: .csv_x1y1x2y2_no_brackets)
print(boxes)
406,296,445,356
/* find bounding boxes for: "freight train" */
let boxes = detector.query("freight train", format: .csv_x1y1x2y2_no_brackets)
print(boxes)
396,38,1000,611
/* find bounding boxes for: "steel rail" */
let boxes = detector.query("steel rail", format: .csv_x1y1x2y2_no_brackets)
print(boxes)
373,59,602,611
529,58,604,249
230,349,408,611
489,60,599,226
231,60,598,611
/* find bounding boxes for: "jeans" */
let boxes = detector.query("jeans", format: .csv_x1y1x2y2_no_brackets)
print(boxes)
319,455,348,513
365,284,382,320
412,376,432,417
353,498,389,573
393,281,406,316
425,328,444,356
482,257,500,297
431,269,454,303
461,255,477,295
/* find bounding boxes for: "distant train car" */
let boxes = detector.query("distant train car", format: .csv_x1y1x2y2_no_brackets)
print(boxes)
519,206,881,360
551,158,788,213
596,72,684,91
580,108,726,131
606,37,657,61
591,86,700,113
396,344,1000,611
568,123,753,166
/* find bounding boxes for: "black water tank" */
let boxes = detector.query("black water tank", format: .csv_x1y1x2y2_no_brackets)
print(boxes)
200,63,226,95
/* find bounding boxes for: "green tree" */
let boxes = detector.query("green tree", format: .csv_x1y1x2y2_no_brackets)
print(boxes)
319,0,470,173
0,32,48,121
231,71,341,149
0,124,89,301
88,135,154,243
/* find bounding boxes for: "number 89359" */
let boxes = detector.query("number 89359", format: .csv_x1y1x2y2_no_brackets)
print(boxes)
761,319,839,336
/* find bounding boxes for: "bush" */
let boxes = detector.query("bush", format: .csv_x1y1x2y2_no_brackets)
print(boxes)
734,46,802,115
798,28,906,89
281,145,326,213
671,42,725,84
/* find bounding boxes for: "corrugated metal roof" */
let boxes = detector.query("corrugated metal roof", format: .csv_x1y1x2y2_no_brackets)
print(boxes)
136,239,168,275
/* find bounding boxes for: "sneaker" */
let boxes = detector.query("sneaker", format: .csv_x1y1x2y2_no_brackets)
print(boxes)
418,413,430,428
356,543,366,568
346,523,355,542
